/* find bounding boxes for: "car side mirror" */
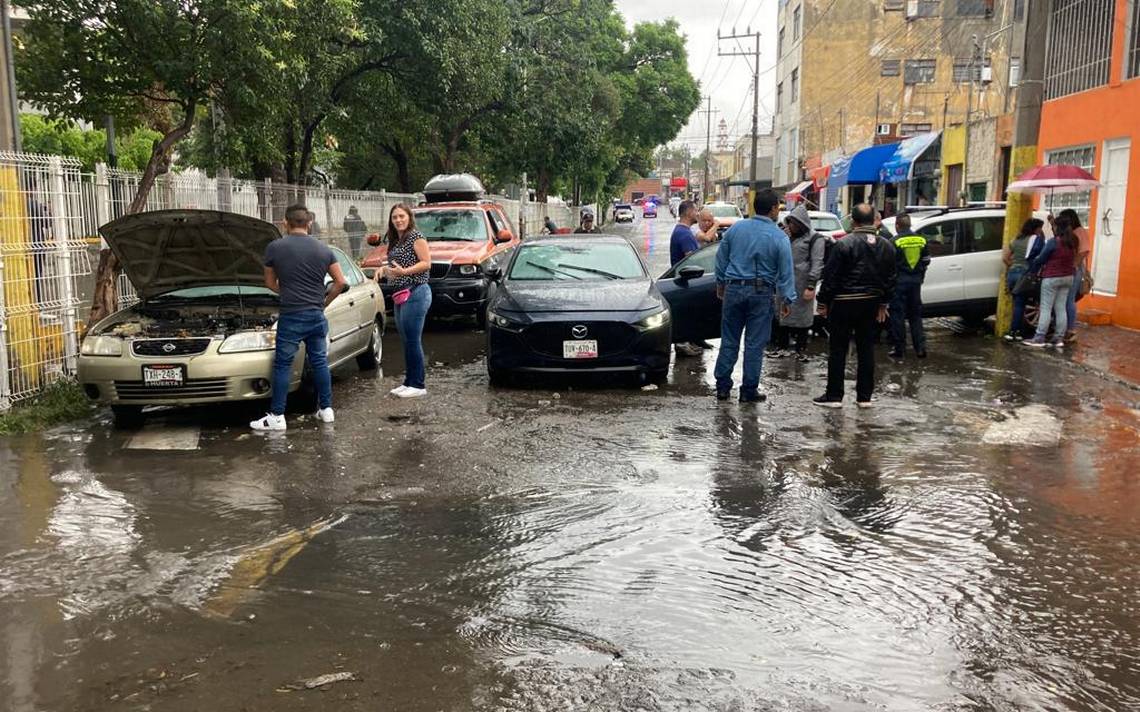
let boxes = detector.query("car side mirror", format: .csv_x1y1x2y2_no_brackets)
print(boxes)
366,232,383,247
676,265,704,283
487,266,503,282
495,229,513,244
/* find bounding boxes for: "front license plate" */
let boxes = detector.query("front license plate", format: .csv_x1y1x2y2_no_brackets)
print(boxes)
143,365,184,387
562,340,598,359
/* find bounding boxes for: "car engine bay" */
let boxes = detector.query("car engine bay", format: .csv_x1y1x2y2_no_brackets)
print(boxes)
101,304,277,339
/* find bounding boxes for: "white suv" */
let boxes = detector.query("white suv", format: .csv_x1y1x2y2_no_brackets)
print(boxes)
881,206,1050,320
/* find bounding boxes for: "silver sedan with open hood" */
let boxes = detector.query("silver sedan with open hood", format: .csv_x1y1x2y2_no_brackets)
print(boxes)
77,210,385,426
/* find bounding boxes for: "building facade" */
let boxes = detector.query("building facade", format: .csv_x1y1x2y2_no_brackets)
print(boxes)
773,0,1025,207
1037,0,1140,328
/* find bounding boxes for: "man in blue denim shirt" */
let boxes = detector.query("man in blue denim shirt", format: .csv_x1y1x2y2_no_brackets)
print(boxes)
713,189,797,402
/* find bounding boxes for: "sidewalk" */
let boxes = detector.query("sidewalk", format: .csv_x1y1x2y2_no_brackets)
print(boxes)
1069,324,1140,390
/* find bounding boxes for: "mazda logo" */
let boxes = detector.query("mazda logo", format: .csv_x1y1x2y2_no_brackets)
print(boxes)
571,325,588,338
162,342,176,353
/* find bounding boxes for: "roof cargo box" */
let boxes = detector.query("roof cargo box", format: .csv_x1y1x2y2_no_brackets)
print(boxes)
423,173,485,203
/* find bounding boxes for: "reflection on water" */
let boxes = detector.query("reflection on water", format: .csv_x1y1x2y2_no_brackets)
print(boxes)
0,318,1138,710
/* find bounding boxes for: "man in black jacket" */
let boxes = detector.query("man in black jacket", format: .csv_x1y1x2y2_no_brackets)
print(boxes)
887,212,930,359
814,203,897,409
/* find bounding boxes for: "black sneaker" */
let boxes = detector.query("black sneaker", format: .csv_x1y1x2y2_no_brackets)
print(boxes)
739,391,766,403
715,389,731,401
696,340,715,349
812,395,843,409
915,350,928,359
888,348,904,359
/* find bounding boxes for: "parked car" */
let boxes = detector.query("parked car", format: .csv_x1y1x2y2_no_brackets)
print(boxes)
778,209,845,238
78,210,384,427
657,242,723,344
484,236,671,385
880,205,1052,320
614,203,635,223
643,202,658,219
704,202,743,237
361,173,519,327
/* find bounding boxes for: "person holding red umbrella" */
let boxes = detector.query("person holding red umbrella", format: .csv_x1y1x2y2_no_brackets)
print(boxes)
1058,208,1091,343
1025,214,1080,349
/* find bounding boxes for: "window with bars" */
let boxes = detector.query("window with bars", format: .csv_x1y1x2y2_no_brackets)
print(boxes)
793,6,801,40
1129,0,1140,79
956,0,993,16
1044,0,1114,99
899,122,934,136
953,57,992,82
905,59,937,84
1013,0,1025,20
912,0,940,17
1045,145,1096,226
790,68,799,102
884,0,905,9
1009,57,1021,87
778,27,785,57
882,59,901,76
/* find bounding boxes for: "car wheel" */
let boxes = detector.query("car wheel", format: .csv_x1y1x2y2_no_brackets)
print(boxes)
356,320,383,370
1024,302,1040,330
111,404,145,429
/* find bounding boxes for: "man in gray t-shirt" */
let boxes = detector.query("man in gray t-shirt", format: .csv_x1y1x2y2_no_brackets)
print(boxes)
251,204,347,432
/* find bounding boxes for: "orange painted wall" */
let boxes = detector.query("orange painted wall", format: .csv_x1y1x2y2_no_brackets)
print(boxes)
1037,0,1140,328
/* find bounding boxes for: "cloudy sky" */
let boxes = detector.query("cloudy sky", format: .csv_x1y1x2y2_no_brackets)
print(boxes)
613,0,779,152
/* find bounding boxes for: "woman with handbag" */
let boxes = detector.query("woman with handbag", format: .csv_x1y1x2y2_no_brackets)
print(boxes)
1058,209,1091,343
381,204,432,398
1025,215,1079,349
1002,218,1045,341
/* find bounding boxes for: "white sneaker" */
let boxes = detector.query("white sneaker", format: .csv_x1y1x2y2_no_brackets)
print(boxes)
250,413,286,431
397,386,427,399
314,407,335,423
389,385,409,396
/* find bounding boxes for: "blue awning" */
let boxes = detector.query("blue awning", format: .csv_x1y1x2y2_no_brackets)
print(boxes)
879,132,942,184
846,143,900,184
826,155,853,214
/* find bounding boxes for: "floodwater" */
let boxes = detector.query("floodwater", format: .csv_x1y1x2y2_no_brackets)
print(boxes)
1,215,1138,711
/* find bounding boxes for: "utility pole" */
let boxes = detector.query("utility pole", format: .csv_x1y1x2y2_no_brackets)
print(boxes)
962,34,980,205
718,27,762,214
698,96,718,203
996,0,1049,337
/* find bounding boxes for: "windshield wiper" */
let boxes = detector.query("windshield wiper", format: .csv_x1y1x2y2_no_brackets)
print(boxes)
426,236,476,241
521,261,582,280
558,263,624,279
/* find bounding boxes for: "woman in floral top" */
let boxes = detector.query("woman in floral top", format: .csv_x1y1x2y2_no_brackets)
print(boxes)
380,204,432,397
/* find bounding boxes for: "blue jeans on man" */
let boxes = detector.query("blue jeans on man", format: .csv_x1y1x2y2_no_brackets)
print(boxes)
889,274,925,354
270,308,331,415
1007,267,1029,335
394,283,432,389
714,283,774,399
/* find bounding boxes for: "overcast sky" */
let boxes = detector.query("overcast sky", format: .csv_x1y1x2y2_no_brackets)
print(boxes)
613,0,778,153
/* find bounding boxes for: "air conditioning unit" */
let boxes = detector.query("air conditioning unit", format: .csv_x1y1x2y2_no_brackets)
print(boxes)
877,123,893,136
906,0,919,18
979,65,993,83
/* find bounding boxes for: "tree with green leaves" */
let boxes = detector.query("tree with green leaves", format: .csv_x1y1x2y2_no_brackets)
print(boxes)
20,114,161,172
15,0,291,322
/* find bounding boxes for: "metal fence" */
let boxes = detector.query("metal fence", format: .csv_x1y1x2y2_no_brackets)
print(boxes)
0,151,577,409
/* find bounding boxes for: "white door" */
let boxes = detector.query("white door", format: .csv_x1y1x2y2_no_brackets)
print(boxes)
917,219,966,308
1094,139,1130,295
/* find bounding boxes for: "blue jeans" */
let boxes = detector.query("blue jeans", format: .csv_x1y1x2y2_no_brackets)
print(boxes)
1065,265,1083,334
1007,268,1028,334
395,283,432,389
714,283,774,396
1035,276,1071,342
271,309,331,415
889,275,925,353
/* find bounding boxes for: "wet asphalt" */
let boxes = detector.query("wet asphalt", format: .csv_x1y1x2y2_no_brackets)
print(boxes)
1,214,1139,711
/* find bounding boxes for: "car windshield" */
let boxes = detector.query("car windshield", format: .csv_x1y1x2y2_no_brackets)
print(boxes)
616,205,632,211
707,205,741,218
413,209,485,241
151,285,277,300
509,243,645,281
812,215,843,232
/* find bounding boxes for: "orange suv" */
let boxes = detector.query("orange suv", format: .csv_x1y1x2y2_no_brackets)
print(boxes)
362,174,519,326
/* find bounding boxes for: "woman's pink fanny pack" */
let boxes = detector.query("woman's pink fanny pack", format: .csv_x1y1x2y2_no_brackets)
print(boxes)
392,287,412,305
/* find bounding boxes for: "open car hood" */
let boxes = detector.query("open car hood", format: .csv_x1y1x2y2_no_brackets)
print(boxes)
100,210,281,299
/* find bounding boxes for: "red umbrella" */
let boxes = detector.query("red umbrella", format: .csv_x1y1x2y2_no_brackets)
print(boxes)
1007,164,1101,194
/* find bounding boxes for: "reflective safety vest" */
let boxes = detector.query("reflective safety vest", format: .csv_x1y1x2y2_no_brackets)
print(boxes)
893,233,928,274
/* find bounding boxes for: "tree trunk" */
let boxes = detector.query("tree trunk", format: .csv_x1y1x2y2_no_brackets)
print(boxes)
536,169,551,203
379,141,412,193
88,102,198,325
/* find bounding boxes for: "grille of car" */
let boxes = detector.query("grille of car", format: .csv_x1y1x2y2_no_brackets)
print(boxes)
113,378,229,401
131,338,212,356
523,321,638,358
430,262,451,279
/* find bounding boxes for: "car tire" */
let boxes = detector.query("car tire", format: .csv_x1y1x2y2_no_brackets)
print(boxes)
111,404,145,429
356,320,383,370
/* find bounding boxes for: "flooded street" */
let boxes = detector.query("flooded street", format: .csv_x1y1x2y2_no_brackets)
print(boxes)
2,216,1139,711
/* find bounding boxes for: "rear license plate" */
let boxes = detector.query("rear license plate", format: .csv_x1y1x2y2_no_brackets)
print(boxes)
562,340,598,359
143,365,184,387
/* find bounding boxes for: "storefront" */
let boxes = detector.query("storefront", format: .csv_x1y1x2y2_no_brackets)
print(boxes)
827,142,899,218
879,131,941,209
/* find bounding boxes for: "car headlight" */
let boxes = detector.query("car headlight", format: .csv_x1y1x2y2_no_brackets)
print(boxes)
80,334,122,357
636,310,670,331
218,330,276,353
487,310,525,331
458,264,480,276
